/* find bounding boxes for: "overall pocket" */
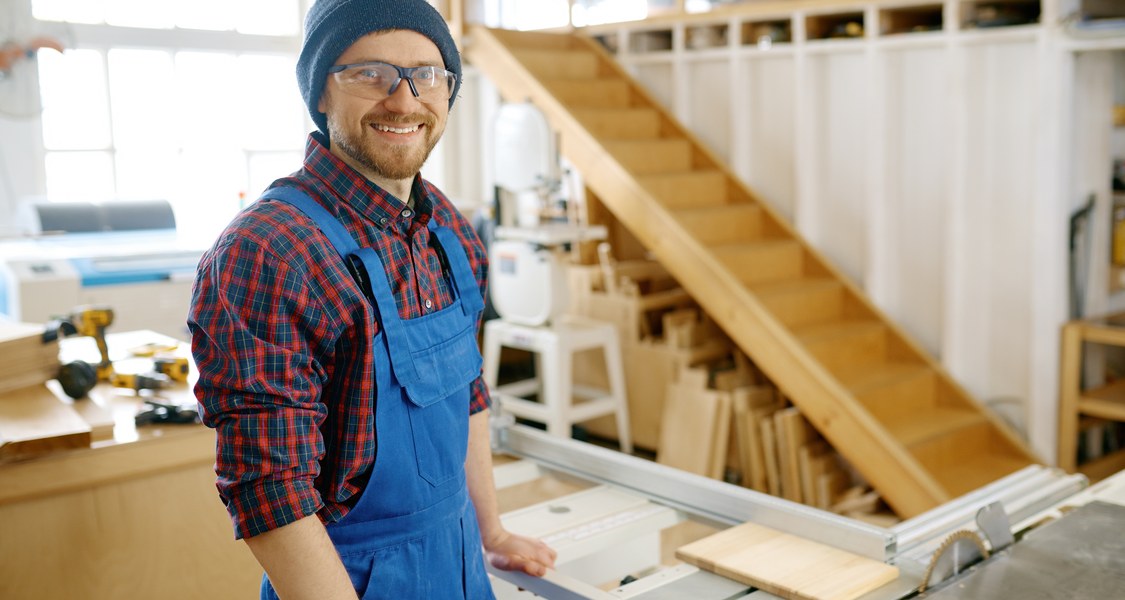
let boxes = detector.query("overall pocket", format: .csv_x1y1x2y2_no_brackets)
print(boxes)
402,326,482,486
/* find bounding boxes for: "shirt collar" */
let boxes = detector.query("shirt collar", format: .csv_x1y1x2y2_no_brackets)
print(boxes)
302,132,433,228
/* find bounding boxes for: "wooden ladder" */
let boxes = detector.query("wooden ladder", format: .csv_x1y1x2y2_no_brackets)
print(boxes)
466,26,1039,517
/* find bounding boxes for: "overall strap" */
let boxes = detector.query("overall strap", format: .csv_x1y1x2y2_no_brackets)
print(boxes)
259,186,420,385
427,221,485,316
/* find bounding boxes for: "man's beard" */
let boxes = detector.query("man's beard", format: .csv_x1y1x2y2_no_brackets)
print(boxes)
330,111,442,181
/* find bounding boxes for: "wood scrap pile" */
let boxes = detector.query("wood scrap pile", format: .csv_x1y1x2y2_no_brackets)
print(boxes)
567,255,894,524
0,320,91,462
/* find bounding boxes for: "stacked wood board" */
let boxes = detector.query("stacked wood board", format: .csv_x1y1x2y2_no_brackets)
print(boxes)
0,322,60,396
0,321,91,461
568,257,890,521
467,26,1040,518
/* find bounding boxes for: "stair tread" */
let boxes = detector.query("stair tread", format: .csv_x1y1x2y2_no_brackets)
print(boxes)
673,203,762,216
933,453,1031,498
712,238,800,253
750,277,840,296
837,362,932,394
882,405,988,447
793,320,885,347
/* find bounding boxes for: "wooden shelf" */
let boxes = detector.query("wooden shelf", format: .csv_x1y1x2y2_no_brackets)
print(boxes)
960,0,1042,30
880,4,944,36
806,12,865,41
1081,379,1125,421
1059,314,1125,480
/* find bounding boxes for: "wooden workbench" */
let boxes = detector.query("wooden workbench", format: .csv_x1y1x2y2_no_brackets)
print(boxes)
0,332,262,599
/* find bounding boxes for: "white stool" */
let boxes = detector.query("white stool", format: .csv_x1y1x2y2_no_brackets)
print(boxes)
482,316,632,454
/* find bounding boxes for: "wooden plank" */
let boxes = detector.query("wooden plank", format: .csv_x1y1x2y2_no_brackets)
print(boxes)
732,390,772,492
708,391,732,480
760,415,781,496
657,381,722,475
798,442,831,506
574,108,661,138
675,520,898,600
775,407,818,503
0,385,91,462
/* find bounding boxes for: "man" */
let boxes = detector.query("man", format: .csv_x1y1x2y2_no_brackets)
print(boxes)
188,1,556,598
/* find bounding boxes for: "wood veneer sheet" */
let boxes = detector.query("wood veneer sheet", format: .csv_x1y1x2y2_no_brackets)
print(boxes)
675,520,898,600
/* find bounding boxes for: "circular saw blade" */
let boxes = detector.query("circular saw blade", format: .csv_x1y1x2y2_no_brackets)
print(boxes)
918,529,991,593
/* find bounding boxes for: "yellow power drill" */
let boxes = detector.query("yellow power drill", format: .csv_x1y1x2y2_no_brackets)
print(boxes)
69,305,116,381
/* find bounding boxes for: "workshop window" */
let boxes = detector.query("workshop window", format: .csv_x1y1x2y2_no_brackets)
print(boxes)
31,0,306,243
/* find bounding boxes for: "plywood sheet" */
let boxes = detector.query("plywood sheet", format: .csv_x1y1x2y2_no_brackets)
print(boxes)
0,385,91,461
675,520,898,600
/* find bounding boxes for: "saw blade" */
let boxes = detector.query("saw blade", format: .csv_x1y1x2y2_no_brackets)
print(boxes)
918,530,991,593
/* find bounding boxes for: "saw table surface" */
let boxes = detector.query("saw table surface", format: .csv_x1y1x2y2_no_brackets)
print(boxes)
925,501,1125,599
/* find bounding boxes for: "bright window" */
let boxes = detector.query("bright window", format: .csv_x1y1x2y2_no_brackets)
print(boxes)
32,0,306,244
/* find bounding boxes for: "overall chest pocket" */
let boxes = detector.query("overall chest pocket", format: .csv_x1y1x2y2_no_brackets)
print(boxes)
401,324,482,487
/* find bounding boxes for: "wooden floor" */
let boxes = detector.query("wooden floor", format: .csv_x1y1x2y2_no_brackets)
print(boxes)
466,26,1041,518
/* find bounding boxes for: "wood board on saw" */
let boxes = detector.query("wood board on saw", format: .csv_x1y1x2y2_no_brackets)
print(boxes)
675,520,898,600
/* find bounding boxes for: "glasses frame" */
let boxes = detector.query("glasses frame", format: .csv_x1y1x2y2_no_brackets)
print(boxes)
326,60,458,102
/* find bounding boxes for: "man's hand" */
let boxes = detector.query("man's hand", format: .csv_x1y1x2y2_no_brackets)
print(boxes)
483,530,558,577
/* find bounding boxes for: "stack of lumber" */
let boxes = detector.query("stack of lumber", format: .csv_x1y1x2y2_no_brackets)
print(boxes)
0,320,91,462
569,258,730,450
568,256,893,523
0,321,60,396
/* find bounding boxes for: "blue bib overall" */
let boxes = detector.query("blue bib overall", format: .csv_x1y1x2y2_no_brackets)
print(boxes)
258,187,495,600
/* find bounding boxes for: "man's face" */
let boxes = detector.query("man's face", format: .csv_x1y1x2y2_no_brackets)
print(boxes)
318,29,449,185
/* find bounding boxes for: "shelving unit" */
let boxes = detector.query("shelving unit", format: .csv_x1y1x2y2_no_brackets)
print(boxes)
1058,313,1125,481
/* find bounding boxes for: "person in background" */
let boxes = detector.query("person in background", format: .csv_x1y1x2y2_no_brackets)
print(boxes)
188,1,556,598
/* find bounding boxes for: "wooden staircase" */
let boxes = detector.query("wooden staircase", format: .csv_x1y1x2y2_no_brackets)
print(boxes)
466,27,1039,518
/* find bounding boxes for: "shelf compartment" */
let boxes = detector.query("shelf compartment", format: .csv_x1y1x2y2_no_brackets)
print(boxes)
686,23,729,50
741,19,792,48
880,4,944,35
628,28,674,53
1080,379,1125,421
960,1,1041,30
806,12,865,40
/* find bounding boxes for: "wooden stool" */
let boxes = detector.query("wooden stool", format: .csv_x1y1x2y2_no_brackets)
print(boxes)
482,316,633,453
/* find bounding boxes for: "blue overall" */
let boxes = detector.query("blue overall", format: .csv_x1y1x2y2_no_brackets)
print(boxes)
258,187,495,600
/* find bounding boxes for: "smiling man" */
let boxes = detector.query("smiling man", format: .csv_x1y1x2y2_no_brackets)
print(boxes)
187,1,556,599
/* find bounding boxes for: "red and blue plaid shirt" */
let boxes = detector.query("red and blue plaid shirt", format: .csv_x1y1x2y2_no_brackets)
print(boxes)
189,132,490,540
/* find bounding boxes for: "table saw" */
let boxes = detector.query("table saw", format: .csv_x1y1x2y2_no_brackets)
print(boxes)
489,421,1123,600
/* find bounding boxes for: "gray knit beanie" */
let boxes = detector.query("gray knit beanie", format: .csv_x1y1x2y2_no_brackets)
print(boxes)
297,0,462,136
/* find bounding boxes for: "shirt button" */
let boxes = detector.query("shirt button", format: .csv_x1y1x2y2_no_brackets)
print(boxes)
379,217,388,225
402,209,413,218
425,299,433,309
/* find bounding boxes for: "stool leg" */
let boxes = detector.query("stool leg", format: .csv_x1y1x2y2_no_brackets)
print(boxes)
482,321,502,392
604,332,633,454
541,341,571,439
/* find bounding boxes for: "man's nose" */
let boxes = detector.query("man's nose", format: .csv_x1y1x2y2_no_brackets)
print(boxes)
383,77,422,112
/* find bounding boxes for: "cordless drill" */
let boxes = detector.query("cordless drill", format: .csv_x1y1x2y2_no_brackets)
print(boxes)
69,305,116,381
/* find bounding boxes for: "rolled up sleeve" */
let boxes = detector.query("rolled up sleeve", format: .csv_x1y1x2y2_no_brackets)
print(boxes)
189,235,337,539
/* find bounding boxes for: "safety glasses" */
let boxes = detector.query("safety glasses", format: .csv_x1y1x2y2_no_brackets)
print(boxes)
327,60,457,103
